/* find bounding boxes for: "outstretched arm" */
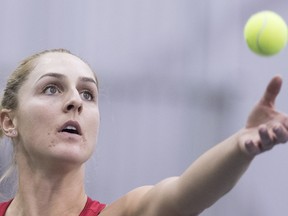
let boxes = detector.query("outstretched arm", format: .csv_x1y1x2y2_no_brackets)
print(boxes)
129,76,288,216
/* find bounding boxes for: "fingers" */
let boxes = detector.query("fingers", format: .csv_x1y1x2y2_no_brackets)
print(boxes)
244,140,261,155
261,76,282,107
258,126,274,151
244,123,288,156
273,125,288,143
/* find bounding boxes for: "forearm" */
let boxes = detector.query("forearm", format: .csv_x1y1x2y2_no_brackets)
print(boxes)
174,130,254,214
134,77,288,216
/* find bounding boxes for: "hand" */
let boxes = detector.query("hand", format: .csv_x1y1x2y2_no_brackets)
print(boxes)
240,76,288,156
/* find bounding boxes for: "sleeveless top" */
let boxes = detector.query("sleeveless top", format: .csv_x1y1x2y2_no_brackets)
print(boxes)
0,197,106,216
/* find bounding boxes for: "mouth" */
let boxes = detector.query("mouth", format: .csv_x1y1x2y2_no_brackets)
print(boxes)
59,121,82,136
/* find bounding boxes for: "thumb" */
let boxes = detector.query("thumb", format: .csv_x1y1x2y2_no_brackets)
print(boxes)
260,75,282,107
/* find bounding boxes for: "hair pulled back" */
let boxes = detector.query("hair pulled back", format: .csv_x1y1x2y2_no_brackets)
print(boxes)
0,49,72,138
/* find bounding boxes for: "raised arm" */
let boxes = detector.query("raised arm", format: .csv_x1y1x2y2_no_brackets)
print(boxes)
129,76,288,216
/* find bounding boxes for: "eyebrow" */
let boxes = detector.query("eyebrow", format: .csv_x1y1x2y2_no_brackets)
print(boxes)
37,72,97,86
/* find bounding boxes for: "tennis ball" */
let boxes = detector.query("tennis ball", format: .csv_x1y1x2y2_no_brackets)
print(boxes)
244,11,288,56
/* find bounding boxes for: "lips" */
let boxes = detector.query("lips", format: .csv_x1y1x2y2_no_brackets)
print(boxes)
58,120,82,136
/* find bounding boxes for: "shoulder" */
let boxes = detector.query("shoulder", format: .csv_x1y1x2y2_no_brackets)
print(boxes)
100,177,181,216
99,186,154,216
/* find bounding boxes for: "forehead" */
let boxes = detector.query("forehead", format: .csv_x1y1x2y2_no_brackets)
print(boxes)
30,52,95,80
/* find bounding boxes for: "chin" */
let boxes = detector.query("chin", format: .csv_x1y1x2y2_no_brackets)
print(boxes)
45,145,93,167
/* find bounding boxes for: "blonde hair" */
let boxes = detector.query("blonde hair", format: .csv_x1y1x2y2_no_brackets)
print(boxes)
0,48,96,198
0,48,72,138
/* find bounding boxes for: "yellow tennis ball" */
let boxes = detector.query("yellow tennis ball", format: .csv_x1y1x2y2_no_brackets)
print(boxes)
244,11,288,56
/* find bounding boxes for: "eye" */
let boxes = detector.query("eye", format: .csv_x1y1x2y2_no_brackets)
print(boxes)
80,90,94,101
43,85,61,95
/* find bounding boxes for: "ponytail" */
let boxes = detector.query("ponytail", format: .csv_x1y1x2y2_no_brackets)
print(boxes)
0,104,4,139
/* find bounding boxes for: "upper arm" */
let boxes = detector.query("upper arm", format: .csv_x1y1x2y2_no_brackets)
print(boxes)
102,177,202,216
125,177,201,216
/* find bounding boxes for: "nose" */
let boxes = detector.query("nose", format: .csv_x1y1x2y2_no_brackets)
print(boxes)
63,89,83,114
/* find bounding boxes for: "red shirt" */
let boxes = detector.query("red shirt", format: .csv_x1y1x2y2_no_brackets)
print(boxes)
0,197,106,216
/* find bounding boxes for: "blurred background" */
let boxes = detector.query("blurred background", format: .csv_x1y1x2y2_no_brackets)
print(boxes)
1,0,288,215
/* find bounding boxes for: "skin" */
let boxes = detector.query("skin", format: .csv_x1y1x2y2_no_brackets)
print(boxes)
1,52,288,216
1,52,100,215
102,76,288,216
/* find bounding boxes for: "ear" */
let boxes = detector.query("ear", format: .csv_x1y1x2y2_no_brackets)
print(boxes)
0,109,17,137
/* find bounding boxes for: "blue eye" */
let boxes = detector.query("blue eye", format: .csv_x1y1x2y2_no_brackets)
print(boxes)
43,85,61,95
81,90,94,101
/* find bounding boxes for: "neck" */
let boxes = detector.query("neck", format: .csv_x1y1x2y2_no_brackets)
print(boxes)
7,158,88,216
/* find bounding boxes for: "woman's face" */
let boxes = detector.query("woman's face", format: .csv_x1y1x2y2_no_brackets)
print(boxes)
13,52,100,166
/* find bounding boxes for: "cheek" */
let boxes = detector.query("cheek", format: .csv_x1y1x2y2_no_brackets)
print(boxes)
14,105,57,157
17,102,58,137
86,110,100,140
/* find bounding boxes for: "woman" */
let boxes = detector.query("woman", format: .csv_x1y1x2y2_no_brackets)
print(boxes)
0,48,287,216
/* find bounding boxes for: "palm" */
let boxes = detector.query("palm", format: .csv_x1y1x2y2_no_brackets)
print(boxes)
246,76,282,128
241,76,288,156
